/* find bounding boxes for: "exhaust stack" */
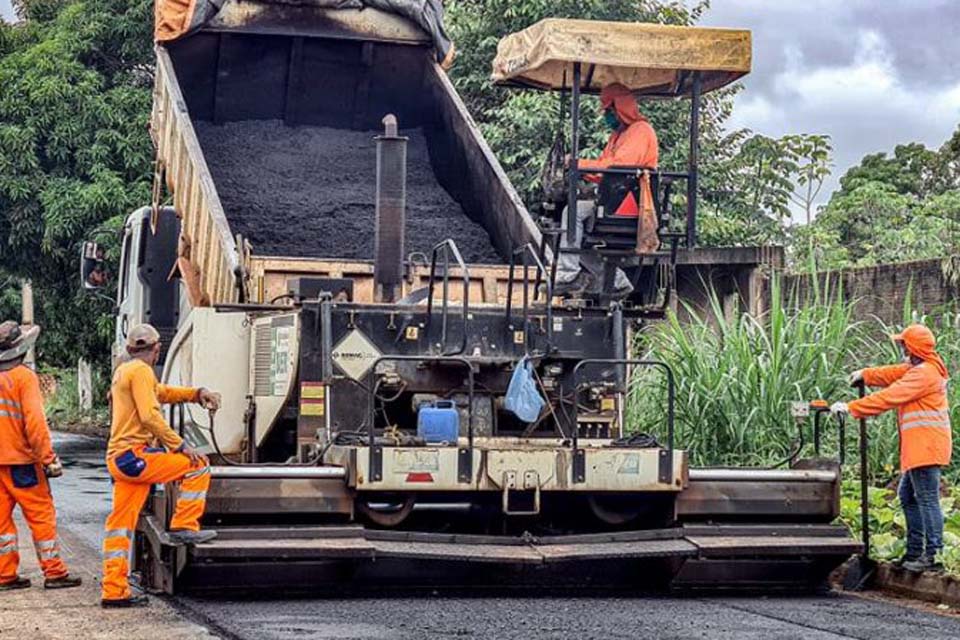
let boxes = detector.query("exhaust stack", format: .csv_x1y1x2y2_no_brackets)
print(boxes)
374,114,407,303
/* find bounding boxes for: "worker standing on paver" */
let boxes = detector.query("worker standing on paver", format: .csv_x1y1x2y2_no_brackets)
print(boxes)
832,324,951,573
101,324,220,608
555,82,660,298
0,321,82,591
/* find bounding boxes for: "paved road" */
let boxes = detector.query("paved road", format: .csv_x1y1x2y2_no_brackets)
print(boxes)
51,433,960,640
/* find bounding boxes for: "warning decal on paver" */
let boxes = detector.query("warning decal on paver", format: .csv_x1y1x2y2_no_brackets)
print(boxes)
331,329,382,381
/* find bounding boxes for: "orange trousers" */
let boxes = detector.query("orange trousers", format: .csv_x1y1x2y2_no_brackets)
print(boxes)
101,445,210,600
0,464,69,584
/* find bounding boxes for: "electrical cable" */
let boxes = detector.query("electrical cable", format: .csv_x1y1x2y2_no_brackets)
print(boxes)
207,408,323,467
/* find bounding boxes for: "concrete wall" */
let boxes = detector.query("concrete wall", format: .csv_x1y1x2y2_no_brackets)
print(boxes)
673,246,784,321
782,257,960,325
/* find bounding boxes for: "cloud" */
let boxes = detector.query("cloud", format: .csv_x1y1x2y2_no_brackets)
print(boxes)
1,0,14,22
699,0,960,213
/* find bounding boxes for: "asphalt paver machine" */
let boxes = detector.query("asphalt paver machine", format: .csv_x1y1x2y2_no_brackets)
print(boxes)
120,11,861,594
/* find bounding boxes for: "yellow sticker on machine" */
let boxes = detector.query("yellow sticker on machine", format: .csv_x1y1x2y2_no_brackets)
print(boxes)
301,383,325,399
300,400,325,416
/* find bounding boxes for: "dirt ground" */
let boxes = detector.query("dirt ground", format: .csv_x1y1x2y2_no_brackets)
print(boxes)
0,516,215,640
194,121,502,264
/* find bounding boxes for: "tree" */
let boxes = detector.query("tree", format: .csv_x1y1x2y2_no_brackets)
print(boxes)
0,0,154,365
782,133,832,225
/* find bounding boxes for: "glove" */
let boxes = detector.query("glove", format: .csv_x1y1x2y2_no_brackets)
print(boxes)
848,370,864,386
44,455,63,478
197,388,222,412
830,401,849,417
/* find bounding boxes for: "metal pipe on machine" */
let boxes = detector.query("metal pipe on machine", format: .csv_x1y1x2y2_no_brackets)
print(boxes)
374,114,408,303
210,466,347,479
688,468,837,483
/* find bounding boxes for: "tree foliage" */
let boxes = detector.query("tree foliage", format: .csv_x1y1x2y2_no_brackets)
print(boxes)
0,0,154,365
794,129,960,272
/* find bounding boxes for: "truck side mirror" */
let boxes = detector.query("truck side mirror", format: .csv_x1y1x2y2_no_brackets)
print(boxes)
80,241,109,290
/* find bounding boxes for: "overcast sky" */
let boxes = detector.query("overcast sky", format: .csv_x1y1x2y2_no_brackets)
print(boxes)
699,0,960,209
3,0,959,210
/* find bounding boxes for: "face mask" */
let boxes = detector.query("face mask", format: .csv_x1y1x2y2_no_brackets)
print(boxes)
603,109,620,131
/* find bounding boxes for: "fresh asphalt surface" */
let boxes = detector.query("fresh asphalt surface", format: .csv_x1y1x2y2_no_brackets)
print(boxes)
53,433,960,639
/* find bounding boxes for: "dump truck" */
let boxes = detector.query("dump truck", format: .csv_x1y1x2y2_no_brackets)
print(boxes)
82,3,863,594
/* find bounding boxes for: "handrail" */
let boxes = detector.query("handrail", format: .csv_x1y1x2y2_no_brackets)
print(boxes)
425,239,470,356
570,359,676,483
506,243,553,355
365,355,475,483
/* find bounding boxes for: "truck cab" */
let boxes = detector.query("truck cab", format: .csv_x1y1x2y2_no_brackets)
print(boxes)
111,206,182,369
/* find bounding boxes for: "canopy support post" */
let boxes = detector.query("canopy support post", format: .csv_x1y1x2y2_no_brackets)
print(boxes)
566,62,582,242
686,71,701,248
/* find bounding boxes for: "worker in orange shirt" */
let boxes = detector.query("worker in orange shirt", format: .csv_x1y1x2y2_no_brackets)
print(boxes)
832,324,951,573
0,321,82,591
101,324,220,608
555,82,660,298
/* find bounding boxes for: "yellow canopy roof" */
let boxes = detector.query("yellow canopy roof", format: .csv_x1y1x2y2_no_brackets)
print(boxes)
491,19,751,96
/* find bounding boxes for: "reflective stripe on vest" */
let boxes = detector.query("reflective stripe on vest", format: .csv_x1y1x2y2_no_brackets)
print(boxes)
0,396,23,422
901,407,951,432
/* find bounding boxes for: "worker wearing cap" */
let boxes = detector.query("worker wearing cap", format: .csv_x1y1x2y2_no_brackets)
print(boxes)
555,82,660,298
101,323,221,608
832,324,951,573
0,321,82,591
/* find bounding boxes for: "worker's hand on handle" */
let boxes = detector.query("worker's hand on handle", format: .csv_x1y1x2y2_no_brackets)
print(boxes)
197,387,221,413
847,370,864,386
44,454,63,478
830,401,849,417
178,444,209,467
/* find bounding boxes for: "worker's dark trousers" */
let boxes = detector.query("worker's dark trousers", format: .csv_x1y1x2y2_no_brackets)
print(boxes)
898,465,943,559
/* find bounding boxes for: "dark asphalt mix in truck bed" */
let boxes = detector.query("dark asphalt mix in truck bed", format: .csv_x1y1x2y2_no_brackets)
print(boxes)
47,433,960,640
193,121,503,264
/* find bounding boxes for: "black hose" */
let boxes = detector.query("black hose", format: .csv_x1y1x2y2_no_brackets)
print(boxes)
207,408,322,467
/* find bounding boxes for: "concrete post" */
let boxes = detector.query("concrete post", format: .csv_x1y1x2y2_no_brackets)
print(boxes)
78,358,93,412
21,280,35,368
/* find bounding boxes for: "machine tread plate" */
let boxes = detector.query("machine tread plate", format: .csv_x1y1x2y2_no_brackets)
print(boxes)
686,535,863,557
538,539,696,563
190,536,376,559
369,539,544,564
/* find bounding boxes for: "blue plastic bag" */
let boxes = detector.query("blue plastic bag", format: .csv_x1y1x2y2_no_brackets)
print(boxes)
504,357,545,423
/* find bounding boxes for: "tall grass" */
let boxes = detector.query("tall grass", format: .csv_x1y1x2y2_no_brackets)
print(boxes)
625,275,926,483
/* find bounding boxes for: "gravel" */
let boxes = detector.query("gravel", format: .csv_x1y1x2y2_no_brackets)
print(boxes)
193,121,502,264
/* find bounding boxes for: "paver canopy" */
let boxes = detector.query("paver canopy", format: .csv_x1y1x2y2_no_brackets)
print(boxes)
491,19,752,97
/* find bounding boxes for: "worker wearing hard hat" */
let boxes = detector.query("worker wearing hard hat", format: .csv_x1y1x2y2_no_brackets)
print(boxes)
832,324,951,573
0,321,82,591
555,82,660,298
101,324,221,608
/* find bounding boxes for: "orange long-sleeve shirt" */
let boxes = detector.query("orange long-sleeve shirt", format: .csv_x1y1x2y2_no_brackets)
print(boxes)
0,364,55,465
849,362,951,471
108,358,199,459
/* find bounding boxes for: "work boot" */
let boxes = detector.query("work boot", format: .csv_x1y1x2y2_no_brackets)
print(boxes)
892,554,921,568
101,593,149,608
902,555,944,573
44,574,82,589
169,529,217,545
0,577,30,591
552,272,593,298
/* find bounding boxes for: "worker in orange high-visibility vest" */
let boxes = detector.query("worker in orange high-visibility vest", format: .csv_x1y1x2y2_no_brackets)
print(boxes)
101,324,221,608
0,321,82,591
554,82,660,299
832,324,951,573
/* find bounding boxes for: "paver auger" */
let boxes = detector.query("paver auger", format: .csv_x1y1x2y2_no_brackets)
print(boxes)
82,5,862,594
